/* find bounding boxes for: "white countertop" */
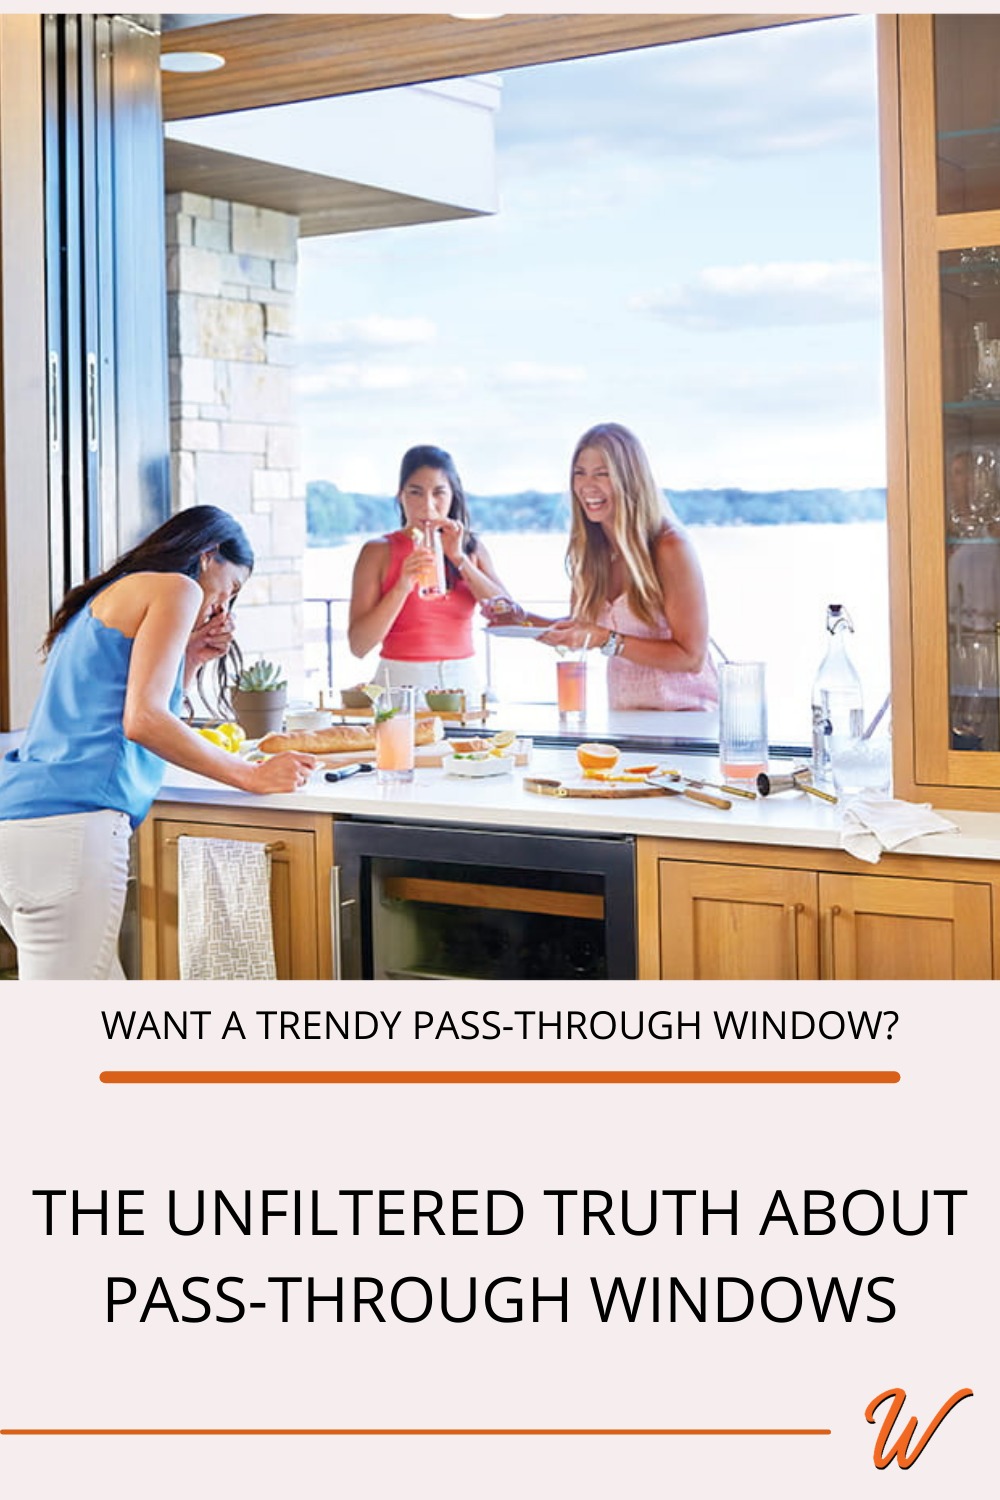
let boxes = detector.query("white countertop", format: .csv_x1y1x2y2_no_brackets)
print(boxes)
156,747,1000,863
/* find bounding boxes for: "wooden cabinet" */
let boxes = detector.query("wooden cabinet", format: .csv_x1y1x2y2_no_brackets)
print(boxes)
881,15,1000,808
638,839,995,981
136,803,334,979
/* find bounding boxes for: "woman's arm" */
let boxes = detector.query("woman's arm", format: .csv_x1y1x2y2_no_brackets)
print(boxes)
542,531,711,672
122,575,316,794
347,538,425,658
452,539,513,604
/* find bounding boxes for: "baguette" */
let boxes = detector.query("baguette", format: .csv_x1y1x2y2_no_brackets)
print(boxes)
259,716,443,756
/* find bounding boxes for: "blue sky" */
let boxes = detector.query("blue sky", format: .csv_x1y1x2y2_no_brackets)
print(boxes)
295,15,884,497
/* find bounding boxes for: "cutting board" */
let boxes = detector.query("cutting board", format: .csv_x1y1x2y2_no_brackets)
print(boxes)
524,776,731,806
525,776,668,800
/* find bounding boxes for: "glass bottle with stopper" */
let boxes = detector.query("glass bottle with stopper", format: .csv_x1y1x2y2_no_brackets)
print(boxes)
811,604,864,781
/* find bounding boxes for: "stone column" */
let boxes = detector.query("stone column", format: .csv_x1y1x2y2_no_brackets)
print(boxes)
165,192,304,697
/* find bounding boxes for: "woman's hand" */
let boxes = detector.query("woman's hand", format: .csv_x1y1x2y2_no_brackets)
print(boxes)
186,605,235,678
244,751,318,793
396,543,432,595
436,517,466,566
481,595,527,625
540,618,601,651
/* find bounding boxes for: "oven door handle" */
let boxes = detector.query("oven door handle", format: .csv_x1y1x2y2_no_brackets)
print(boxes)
330,864,351,981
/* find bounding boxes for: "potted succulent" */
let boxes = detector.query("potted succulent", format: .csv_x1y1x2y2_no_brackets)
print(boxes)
231,658,288,740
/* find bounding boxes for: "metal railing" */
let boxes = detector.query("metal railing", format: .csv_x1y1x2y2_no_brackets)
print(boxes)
303,593,568,703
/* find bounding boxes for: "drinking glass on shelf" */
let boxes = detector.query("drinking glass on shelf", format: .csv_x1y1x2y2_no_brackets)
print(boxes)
375,686,416,783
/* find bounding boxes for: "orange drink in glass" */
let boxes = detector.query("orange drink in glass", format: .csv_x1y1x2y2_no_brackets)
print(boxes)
375,686,416,783
557,655,587,725
415,522,446,598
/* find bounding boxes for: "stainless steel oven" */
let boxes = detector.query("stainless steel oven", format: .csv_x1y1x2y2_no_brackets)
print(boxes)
333,820,636,980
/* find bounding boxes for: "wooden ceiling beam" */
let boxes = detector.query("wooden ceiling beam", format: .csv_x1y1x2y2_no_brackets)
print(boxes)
162,12,823,121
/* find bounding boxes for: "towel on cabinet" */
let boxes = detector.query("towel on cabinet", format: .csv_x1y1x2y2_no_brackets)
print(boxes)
177,836,277,980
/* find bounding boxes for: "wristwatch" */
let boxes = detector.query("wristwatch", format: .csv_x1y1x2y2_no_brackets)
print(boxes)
600,630,625,657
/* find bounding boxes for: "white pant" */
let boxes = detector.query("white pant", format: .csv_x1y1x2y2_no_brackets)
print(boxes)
0,809,131,980
375,656,481,694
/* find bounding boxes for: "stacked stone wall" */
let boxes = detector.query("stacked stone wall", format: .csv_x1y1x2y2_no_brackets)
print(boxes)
165,192,305,696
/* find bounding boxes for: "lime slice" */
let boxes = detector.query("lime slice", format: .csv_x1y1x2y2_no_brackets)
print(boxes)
361,682,383,705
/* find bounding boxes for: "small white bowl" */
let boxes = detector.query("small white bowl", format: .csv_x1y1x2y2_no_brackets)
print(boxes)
284,709,334,733
443,750,515,778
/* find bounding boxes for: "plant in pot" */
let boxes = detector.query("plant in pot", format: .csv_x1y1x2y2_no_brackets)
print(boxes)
231,659,288,740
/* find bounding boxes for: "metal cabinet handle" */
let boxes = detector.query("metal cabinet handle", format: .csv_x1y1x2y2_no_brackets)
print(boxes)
86,351,99,451
786,902,804,976
822,903,842,976
48,351,60,450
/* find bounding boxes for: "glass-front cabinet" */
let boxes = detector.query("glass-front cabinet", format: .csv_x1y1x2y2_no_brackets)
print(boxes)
886,14,1000,805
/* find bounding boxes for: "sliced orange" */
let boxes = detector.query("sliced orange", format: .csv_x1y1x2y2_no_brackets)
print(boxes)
576,741,620,772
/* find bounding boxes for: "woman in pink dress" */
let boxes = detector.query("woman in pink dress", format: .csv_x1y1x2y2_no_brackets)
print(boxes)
490,423,717,710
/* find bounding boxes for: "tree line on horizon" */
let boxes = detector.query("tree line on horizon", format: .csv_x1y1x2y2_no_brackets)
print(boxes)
306,479,887,544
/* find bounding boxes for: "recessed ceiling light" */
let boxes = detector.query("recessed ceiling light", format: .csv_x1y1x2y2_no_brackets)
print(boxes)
450,14,505,20
160,51,226,74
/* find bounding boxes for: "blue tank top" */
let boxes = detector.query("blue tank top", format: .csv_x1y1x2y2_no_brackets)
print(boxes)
0,601,184,829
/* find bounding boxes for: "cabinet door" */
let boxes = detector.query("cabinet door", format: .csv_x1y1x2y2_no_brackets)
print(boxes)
819,872,993,979
142,818,323,979
657,862,819,980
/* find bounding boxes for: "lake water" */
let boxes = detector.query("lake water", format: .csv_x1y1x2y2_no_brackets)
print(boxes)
303,522,890,742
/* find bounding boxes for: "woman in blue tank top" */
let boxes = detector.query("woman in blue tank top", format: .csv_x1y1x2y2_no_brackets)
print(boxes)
0,505,317,979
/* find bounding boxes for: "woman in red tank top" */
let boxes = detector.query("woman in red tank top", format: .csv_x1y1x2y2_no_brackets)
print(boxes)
348,446,508,692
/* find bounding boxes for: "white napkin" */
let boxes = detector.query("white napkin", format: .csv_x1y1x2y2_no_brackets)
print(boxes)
177,836,277,980
840,792,959,865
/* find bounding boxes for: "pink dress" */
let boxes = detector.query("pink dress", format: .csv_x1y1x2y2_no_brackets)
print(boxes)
596,594,719,711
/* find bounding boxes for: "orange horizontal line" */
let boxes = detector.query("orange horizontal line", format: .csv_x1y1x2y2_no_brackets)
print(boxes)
1,1428,832,1437
99,1071,899,1086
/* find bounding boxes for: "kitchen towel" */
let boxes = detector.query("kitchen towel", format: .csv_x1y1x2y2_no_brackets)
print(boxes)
840,792,959,864
177,836,277,980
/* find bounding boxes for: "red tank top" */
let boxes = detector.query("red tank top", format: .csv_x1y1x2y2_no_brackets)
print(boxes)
380,530,476,661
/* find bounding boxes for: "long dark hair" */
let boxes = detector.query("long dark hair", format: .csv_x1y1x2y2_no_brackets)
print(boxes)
44,505,254,716
396,444,476,587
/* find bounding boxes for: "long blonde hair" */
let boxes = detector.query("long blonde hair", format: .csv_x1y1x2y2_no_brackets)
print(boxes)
567,422,675,629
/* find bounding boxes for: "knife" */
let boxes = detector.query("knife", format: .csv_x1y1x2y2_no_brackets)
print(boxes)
644,775,732,810
325,762,375,782
656,766,756,800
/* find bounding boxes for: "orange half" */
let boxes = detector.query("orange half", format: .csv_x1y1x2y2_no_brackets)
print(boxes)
576,741,620,772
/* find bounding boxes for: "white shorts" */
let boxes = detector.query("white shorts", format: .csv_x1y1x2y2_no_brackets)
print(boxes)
374,657,482,695
0,808,132,980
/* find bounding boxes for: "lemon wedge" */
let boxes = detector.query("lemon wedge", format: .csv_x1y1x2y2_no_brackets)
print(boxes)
492,729,517,751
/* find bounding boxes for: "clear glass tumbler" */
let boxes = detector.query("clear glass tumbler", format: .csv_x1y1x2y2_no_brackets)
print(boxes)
718,661,768,782
375,686,416,783
556,652,587,725
416,522,446,598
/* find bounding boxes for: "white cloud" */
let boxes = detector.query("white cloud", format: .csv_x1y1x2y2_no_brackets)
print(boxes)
492,362,587,388
296,361,469,396
313,315,437,348
631,260,881,330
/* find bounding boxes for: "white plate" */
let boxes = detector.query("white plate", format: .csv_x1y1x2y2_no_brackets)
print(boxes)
485,624,548,639
443,752,516,777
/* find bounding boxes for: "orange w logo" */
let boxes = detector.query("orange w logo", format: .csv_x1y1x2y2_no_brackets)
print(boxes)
865,1387,973,1469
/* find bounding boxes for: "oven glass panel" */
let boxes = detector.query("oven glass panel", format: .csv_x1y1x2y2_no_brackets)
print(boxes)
368,857,610,980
